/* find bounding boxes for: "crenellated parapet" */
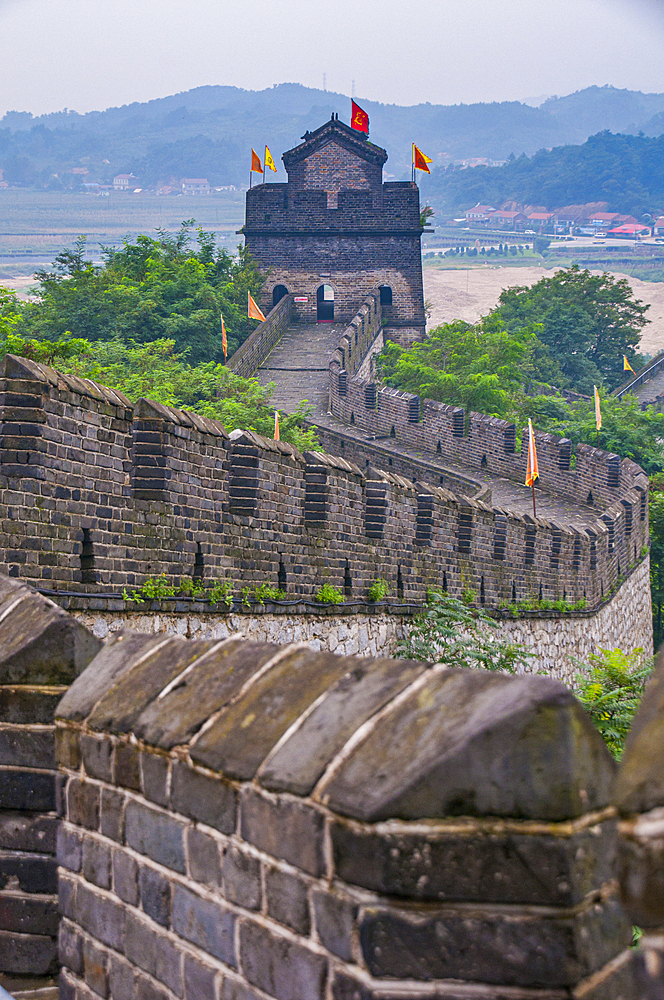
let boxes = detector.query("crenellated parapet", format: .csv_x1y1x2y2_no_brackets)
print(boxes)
0,354,650,619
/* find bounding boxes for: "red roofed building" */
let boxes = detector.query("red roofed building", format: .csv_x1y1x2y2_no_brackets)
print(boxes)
492,210,527,229
606,224,650,237
465,204,495,224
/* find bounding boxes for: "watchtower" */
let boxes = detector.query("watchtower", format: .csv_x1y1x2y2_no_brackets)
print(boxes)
243,115,426,343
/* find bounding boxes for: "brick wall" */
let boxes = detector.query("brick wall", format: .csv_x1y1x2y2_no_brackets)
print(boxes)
0,575,100,977
330,363,649,513
55,632,633,1000
0,355,650,619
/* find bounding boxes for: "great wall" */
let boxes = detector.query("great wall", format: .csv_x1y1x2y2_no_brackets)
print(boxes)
1,115,663,998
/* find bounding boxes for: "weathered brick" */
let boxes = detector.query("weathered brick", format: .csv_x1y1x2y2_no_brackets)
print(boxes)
84,937,109,997
113,848,139,906
240,787,325,877
172,883,236,966
187,826,221,887
59,918,84,975
108,954,136,1000
57,823,82,873
81,734,113,782
100,786,125,842
114,740,141,790
265,864,310,935
82,836,112,889
184,953,218,998
139,864,171,927
313,888,357,962
125,799,186,873
76,881,126,952
239,918,327,1000
68,779,99,830
171,760,236,834
222,844,261,911
140,751,169,807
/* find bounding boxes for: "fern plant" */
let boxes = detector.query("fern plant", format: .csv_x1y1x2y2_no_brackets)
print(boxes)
315,584,344,604
573,647,653,758
367,577,390,602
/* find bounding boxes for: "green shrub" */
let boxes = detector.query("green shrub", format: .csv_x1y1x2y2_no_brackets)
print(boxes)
122,574,176,603
177,577,205,599
367,577,390,602
461,586,477,606
254,583,287,605
315,584,345,604
397,590,531,673
208,580,234,608
573,647,653,758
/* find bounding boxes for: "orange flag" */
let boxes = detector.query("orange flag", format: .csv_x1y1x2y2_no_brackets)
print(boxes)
221,313,227,360
525,419,539,487
351,100,369,133
413,144,432,173
251,149,263,173
248,291,266,322
274,410,280,440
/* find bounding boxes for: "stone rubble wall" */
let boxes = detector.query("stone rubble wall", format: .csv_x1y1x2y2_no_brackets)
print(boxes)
64,556,654,686
55,630,631,1000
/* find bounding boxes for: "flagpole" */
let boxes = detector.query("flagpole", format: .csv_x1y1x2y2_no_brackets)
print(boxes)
531,479,537,519
263,146,266,185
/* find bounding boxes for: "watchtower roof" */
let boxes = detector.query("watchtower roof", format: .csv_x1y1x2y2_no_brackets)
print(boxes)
282,115,388,171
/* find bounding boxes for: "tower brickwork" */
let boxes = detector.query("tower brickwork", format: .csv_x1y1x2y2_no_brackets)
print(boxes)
243,117,426,344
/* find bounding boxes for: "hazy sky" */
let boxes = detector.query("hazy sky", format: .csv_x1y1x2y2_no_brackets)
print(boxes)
1,0,663,117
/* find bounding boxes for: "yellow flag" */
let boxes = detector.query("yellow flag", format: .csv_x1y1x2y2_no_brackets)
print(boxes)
264,146,277,172
413,144,433,173
525,419,539,487
248,291,266,322
221,313,227,360
274,410,280,440
623,355,635,374
594,385,602,431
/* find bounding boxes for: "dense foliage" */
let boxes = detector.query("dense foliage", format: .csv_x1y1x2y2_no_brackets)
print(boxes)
573,647,653,758
14,224,263,366
379,266,649,398
396,589,531,673
427,131,664,219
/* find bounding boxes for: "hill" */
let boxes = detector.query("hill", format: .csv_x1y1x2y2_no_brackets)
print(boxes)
2,83,664,190
425,131,664,219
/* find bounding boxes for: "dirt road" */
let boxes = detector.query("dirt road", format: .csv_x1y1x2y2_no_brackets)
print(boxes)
423,265,664,356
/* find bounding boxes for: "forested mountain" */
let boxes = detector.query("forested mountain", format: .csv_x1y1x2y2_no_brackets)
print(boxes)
425,131,664,219
1,83,664,190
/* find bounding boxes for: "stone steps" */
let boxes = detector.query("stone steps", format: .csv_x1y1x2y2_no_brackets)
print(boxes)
255,322,345,413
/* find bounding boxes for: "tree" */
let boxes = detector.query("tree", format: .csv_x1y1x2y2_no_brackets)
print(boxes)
16,225,265,366
493,266,648,390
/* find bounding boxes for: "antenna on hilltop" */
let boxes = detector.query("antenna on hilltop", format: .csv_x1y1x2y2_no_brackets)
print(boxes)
323,73,327,92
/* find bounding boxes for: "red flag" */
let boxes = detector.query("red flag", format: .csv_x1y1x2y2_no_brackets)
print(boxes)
351,100,369,133
248,291,266,322
413,144,432,173
251,149,263,173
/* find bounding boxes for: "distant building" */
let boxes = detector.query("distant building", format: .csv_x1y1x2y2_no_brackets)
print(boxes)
654,216,664,236
606,223,650,237
528,212,556,230
181,178,211,196
491,210,527,229
113,174,140,191
465,204,495,224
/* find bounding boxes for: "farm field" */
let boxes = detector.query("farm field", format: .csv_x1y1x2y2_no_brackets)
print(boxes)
0,188,245,277
423,263,664,357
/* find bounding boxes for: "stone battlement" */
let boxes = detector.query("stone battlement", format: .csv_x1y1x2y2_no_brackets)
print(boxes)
0,354,649,616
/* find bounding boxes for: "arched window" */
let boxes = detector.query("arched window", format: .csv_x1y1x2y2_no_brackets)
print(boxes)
379,286,393,317
317,284,334,322
272,284,288,306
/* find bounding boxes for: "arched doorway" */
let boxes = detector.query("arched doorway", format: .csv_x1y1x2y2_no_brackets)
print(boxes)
272,284,288,307
317,284,334,322
379,285,393,318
